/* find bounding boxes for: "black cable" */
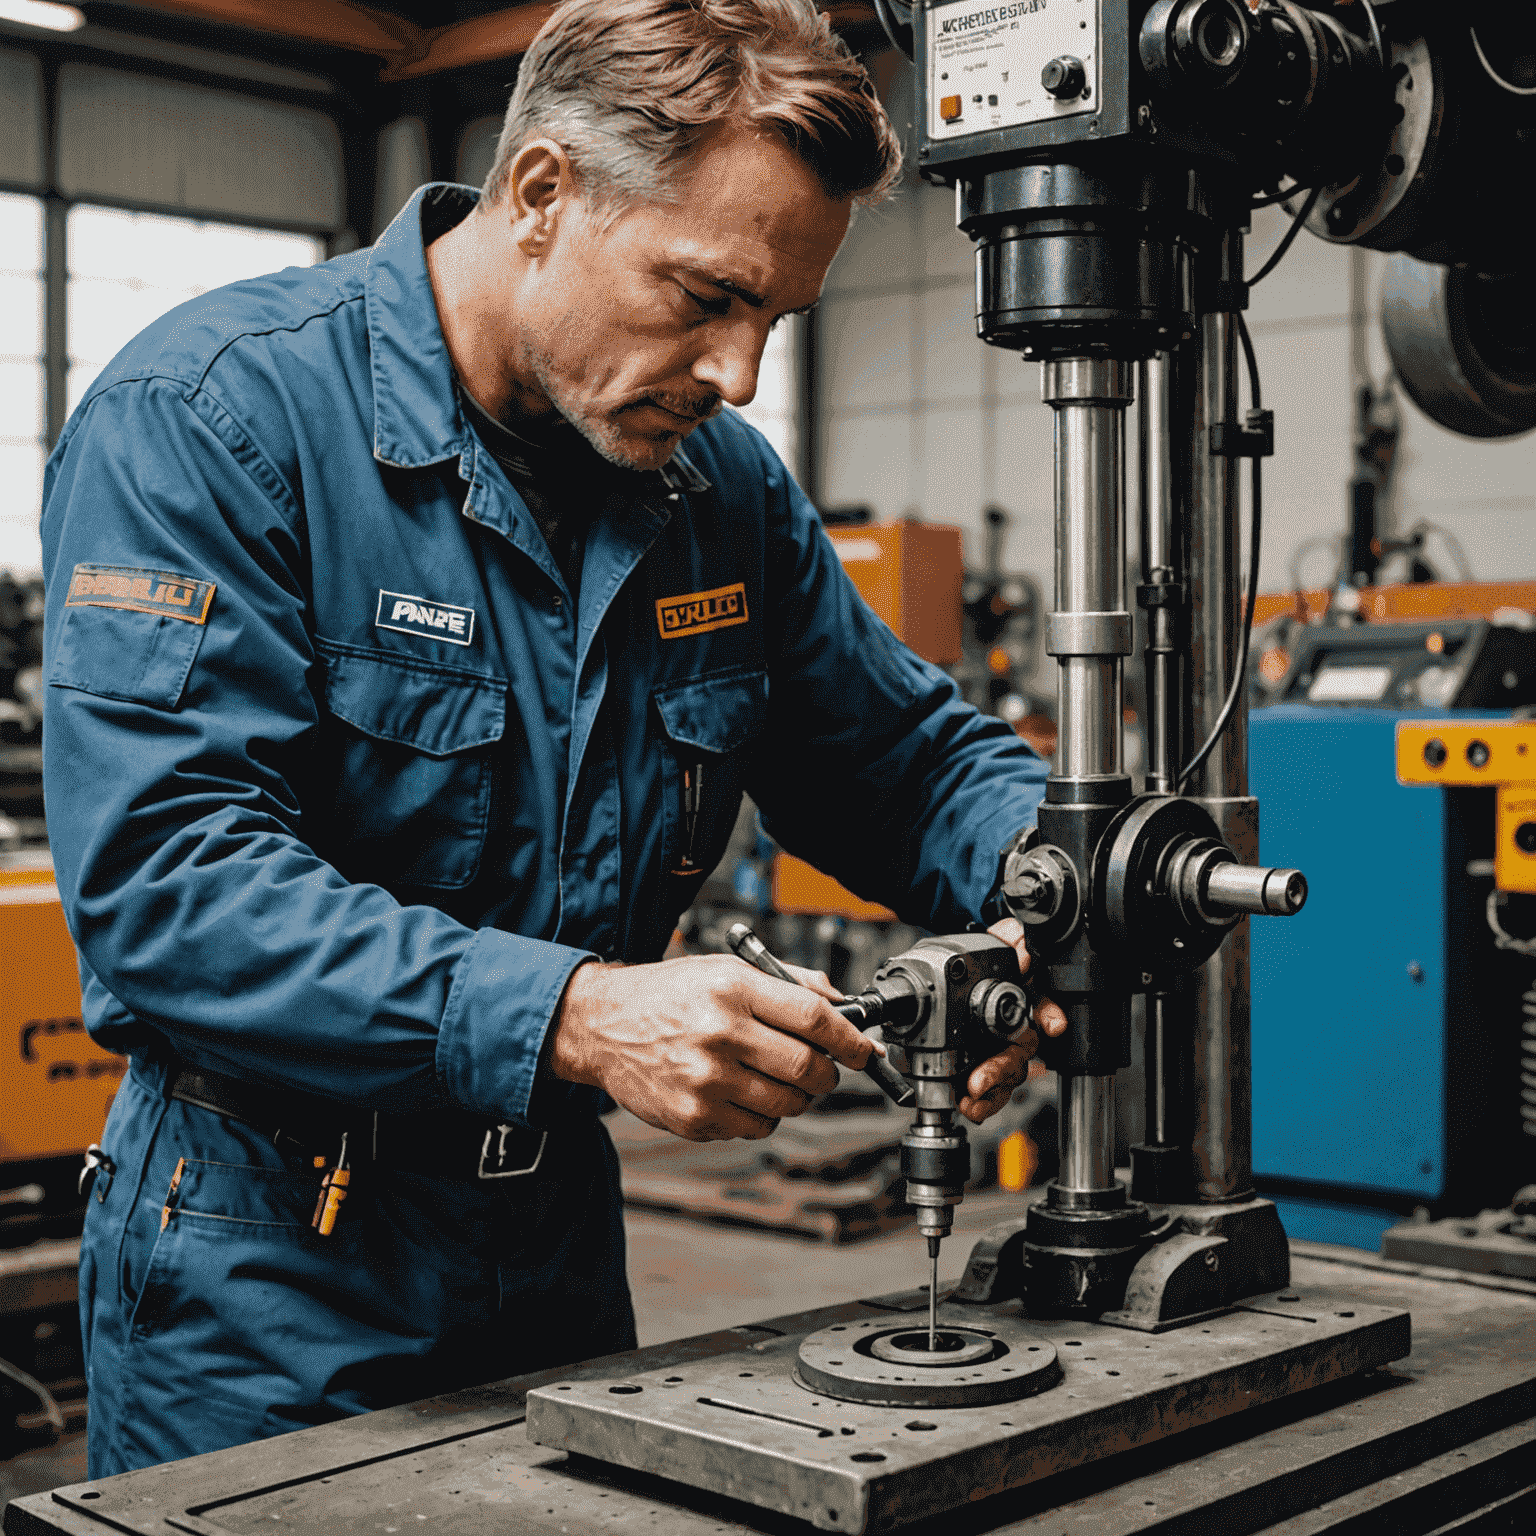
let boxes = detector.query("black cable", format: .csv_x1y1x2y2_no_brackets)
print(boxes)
1177,314,1263,793
871,0,914,59
1250,183,1312,210
1248,185,1322,286
1359,0,1385,74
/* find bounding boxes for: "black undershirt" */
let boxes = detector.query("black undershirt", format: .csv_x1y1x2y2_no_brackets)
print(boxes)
458,384,640,605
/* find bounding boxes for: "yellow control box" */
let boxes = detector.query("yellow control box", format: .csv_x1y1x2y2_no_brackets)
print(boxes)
1395,720,1536,894
1,865,126,1164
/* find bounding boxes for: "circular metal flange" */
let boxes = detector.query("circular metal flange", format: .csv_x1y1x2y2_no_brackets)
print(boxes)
1093,794,1235,974
794,1315,1060,1408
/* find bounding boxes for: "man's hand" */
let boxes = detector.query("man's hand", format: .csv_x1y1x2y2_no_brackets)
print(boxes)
957,918,1068,1126
547,953,875,1141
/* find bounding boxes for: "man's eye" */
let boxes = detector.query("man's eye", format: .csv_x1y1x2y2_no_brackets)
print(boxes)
682,288,730,318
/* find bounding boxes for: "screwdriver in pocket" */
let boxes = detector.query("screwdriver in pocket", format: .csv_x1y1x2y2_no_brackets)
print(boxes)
726,923,915,1108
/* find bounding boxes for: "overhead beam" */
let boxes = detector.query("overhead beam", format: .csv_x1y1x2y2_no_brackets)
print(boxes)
121,1,883,81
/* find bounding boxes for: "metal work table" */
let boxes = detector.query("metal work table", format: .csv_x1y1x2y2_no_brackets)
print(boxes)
7,1243,1536,1536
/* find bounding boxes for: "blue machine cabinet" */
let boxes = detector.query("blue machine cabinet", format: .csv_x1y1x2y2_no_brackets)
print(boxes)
1250,705,1532,1250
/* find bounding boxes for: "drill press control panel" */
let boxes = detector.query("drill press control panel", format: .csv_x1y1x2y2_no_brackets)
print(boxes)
925,0,1102,141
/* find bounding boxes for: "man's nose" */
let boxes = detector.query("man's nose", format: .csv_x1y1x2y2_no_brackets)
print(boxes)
693,323,763,409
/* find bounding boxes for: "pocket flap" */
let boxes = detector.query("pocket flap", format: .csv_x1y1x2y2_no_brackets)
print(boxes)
653,667,767,755
318,642,505,757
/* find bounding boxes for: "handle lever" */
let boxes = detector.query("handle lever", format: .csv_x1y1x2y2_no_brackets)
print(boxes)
726,923,916,1108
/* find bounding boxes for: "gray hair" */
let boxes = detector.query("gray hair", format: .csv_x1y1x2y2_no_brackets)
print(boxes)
483,0,902,222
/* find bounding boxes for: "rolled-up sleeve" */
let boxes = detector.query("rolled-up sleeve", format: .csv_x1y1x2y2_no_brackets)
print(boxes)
42,379,586,1124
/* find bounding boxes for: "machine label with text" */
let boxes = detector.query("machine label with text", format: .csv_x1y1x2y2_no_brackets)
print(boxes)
927,0,1099,141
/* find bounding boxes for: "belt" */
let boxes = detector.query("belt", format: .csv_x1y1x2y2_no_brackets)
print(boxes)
165,1060,551,1182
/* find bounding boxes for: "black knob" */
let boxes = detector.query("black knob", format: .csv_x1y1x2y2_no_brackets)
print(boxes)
1467,739,1491,769
1041,55,1086,99
1422,738,1448,767
1517,822,1536,855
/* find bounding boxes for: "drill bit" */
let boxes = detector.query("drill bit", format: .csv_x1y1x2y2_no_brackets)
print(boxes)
927,1235,940,1351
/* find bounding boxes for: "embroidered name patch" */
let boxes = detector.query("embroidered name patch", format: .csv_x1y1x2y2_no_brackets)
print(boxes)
656,582,749,640
65,564,215,623
376,590,476,646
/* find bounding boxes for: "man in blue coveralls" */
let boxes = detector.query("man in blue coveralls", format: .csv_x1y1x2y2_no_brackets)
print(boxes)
41,0,1061,1476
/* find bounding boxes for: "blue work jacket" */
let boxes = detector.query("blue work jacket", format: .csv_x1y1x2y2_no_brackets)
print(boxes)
40,184,1048,1130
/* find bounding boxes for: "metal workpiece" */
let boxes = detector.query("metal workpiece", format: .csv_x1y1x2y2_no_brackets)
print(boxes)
793,1312,1061,1409
1057,1075,1118,1195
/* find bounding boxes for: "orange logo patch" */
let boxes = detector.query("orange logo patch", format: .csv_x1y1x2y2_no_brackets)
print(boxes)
66,564,215,624
655,582,749,640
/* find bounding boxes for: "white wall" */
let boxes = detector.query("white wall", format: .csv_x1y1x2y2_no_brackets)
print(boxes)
818,58,1536,604
1248,211,1536,590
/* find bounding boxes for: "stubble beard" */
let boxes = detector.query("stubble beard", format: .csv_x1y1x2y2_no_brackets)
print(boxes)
521,340,721,473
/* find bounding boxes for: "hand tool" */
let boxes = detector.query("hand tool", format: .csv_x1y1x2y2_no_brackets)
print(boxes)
726,923,915,1109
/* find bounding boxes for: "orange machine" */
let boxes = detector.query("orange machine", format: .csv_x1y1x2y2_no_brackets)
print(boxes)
1254,578,1536,628
1,864,125,1166
772,521,965,922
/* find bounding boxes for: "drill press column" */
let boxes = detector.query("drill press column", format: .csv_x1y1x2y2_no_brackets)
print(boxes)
1039,357,1136,1213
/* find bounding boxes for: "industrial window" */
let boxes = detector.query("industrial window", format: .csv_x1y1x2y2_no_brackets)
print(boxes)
734,313,805,479
0,192,45,577
65,206,322,417
0,198,322,576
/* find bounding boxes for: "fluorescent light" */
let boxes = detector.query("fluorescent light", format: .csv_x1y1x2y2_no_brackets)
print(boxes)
0,2,87,32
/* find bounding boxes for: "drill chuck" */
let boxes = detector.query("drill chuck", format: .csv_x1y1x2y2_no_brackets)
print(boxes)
902,1117,970,1241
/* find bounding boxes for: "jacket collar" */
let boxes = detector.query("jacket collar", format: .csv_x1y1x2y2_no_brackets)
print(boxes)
366,184,470,469
364,182,711,492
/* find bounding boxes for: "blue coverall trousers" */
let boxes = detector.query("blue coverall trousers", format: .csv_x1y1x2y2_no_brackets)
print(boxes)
79,1059,636,1476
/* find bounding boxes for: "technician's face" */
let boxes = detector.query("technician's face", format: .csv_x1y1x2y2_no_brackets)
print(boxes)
519,123,854,472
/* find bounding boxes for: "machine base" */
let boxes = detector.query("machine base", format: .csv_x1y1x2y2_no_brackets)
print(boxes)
526,1288,1408,1533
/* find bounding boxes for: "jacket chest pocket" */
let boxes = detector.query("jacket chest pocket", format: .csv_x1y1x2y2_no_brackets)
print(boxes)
653,667,767,907
315,640,506,890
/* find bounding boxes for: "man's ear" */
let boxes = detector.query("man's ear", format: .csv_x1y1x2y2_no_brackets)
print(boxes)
505,138,576,257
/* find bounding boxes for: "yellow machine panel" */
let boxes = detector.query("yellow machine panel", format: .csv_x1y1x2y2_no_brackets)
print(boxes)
1395,720,1536,894
771,523,967,919
1,865,126,1164
770,854,895,923
827,522,964,667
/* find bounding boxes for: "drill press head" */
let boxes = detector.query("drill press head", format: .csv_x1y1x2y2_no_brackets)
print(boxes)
845,934,1030,1257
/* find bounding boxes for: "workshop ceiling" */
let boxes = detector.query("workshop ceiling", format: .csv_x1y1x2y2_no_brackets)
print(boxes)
98,1,881,81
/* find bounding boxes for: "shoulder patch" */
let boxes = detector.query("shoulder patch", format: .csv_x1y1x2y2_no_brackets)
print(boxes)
376,589,476,646
66,564,215,624
656,582,749,640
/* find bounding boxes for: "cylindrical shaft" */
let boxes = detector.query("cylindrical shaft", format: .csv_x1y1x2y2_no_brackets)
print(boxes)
1045,358,1130,781
1042,358,1133,1202
1204,863,1307,917
1186,312,1247,797
1138,353,1179,794
1058,1074,1117,1193
1186,302,1255,1202
1145,995,1171,1146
